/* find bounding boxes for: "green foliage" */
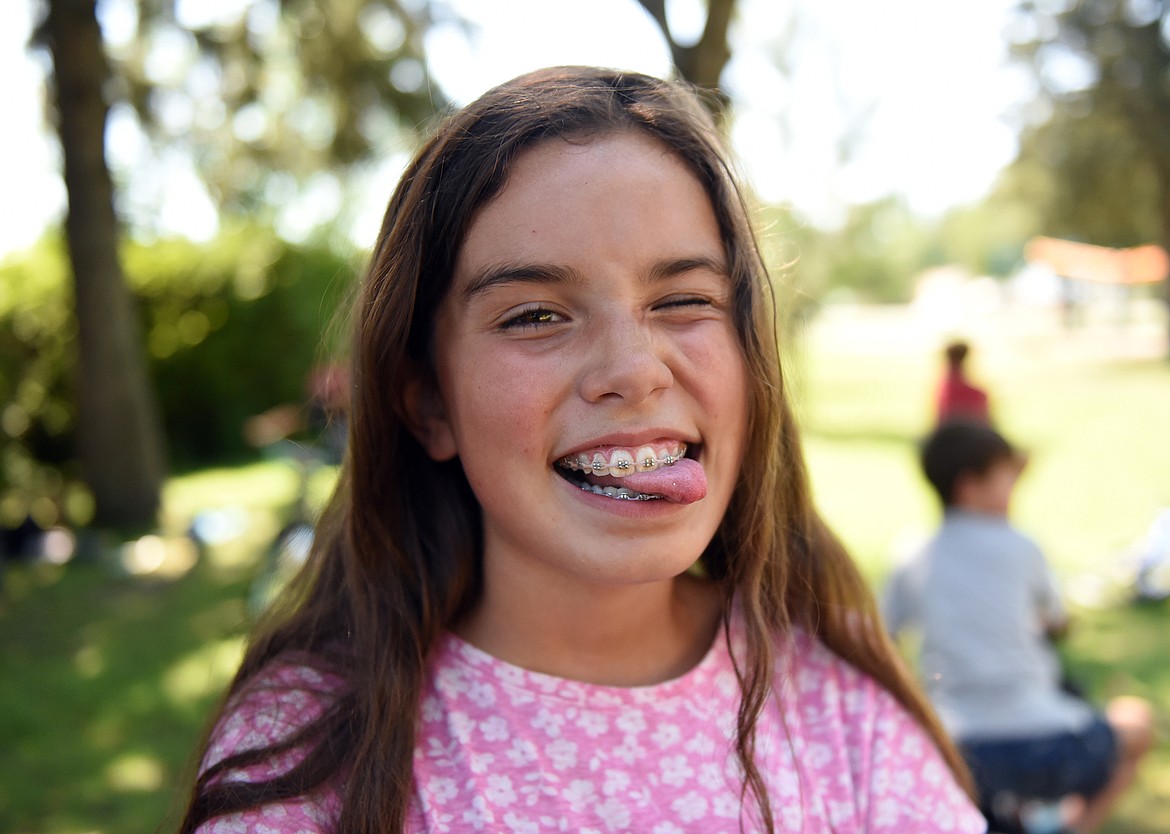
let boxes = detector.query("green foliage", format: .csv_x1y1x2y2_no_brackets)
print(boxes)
128,230,356,467
0,241,83,528
1004,107,1163,247
937,196,1038,278
760,198,947,304
0,230,357,526
92,0,444,216
1008,0,1170,250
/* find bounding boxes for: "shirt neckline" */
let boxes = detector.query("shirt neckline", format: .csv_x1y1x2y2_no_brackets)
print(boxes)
434,613,738,707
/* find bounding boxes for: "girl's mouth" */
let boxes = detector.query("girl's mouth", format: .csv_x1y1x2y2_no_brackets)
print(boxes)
553,442,706,503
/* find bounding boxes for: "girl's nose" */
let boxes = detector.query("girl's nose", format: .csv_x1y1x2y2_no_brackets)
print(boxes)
578,317,673,405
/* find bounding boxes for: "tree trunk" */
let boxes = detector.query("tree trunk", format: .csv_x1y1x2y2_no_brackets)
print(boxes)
44,0,166,531
634,0,738,115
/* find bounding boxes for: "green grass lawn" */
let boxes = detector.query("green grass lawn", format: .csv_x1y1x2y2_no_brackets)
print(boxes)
1,303,1167,833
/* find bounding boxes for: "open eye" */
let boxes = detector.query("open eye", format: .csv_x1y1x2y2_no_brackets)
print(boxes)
499,306,565,331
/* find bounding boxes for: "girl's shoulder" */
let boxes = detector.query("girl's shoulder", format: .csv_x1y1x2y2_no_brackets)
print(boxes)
770,631,986,831
192,656,348,834
203,654,347,776
774,627,920,729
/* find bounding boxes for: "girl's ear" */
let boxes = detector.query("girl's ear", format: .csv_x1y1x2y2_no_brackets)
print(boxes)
401,364,458,462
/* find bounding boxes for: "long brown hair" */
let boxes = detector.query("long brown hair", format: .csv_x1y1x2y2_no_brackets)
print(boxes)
181,66,970,834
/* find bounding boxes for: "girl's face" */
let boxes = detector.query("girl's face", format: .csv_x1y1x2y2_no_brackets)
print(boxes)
416,131,749,590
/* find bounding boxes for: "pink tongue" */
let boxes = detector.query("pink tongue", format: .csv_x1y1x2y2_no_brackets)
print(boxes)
615,458,707,504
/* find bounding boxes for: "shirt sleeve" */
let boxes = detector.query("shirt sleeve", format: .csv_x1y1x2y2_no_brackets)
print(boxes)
192,663,343,834
860,687,988,833
1026,537,1067,629
795,636,987,834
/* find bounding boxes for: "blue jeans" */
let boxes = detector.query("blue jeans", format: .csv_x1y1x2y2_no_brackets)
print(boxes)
961,714,1117,801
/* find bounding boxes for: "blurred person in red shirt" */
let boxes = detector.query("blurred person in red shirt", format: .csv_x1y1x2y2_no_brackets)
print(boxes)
935,340,991,426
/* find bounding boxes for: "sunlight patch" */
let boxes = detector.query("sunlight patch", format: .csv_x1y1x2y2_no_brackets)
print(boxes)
119,534,198,578
105,752,164,792
73,643,105,679
163,635,246,705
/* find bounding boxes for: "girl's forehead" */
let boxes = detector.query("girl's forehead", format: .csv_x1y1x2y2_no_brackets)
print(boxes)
452,132,716,272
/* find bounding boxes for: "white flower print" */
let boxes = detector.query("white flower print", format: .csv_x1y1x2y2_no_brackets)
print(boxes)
449,711,475,744
922,758,943,787
842,687,868,716
503,811,539,834
899,732,925,759
660,753,694,787
460,795,493,828
713,668,738,697
653,822,684,834
469,750,496,774
602,769,630,796
697,761,723,791
774,765,800,798
563,779,596,812
827,799,853,826
671,790,709,822
892,767,915,797
712,793,740,819
425,735,459,764
480,715,510,742
614,709,646,735
531,707,566,738
494,664,526,687
651,723,681,748
779,802,803,831
485,774,518,807
797,666,821,693
506,737,539,767
575,710,608,738
467,680,498,708
612,735,643,765
426,776,458,804
874,796,900,827
594,797,632,830
545,738,578,771
683,731,716,756
434,665,466,696
805,741,832,770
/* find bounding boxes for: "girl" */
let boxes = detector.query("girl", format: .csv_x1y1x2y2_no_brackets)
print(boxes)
181,66,986,834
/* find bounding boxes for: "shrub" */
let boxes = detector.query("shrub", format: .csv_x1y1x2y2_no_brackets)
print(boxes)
0,228,357,527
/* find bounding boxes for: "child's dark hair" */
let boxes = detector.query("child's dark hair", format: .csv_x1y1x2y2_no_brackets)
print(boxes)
921,420,1020,506
944,340,970,368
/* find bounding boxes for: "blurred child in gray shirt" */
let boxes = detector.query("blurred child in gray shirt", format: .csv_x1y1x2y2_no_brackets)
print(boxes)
883,421,1152,834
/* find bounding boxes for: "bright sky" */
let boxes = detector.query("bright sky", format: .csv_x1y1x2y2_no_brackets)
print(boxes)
0,0,1028,258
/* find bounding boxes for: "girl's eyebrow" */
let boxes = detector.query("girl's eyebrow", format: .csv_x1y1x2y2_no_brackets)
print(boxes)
648,255,729,283
461,254,729,301
461,263,581,301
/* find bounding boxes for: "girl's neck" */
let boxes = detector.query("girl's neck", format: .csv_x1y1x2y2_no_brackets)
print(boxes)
454,572,723,687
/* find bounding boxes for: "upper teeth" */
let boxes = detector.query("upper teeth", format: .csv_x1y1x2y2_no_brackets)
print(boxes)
558,443,687,478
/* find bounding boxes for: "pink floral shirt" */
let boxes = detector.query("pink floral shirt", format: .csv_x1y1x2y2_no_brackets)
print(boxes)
196,622,985,834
